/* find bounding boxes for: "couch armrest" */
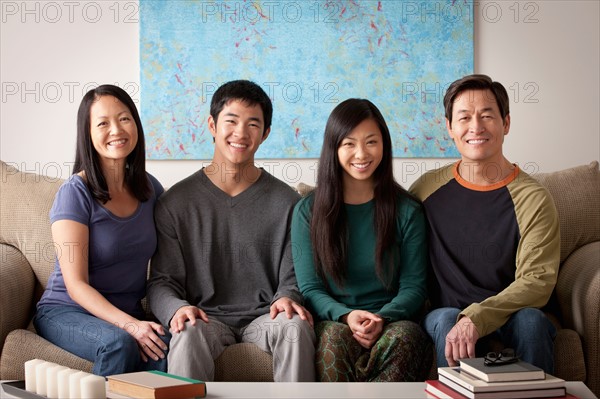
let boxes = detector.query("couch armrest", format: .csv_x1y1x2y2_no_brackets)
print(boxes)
0,243,36,354
0,329,93,380
556,241,600,395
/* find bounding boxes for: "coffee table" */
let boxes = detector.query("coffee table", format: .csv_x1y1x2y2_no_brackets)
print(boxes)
1,380,596,398
206,381,424,398
203,381,596,398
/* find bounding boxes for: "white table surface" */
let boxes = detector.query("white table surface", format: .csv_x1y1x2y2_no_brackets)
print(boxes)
202,381,597,398
206,381,425,398
1,381,597,398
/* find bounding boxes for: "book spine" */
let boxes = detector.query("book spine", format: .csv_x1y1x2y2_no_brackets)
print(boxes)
438,369,476,391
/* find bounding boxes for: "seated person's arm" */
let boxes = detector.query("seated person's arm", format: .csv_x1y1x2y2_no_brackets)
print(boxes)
147,200,199,331
270,220,314,326
53,220,167,361
460,188,560,337
291,201,351,323
376,204,428,322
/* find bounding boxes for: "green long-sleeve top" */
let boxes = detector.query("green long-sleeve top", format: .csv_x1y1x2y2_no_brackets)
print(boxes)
291,193,428,323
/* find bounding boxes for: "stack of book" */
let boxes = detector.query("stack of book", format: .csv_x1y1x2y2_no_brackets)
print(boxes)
425,358,572,399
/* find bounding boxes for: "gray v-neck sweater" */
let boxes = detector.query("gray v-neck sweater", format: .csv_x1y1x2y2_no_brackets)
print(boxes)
147,168,302,328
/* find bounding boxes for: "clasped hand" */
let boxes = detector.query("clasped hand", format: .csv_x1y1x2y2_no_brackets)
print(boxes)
345,310,384,349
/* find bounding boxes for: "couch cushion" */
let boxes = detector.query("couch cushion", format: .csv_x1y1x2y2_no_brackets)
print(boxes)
214,343,273,381
533,161,600,262
0,161,64,287
0,243,36,349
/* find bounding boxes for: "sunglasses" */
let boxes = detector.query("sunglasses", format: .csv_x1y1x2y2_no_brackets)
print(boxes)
484,348,519,366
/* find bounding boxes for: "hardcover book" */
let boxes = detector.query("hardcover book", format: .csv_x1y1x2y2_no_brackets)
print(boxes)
426,379,571,399
437,367,565,392
459,358,545,382
107,371,206,399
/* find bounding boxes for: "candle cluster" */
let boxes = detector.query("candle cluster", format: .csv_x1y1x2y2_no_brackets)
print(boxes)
24,359,106,399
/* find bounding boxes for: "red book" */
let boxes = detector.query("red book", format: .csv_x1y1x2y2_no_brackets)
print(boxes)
425,380,576,399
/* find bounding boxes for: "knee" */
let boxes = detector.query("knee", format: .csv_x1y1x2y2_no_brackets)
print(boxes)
510,308,555,336
386,320,425,337
316,321,352,346
384,321,431,346
512,307,545,322
424,308,461,335
273,314,316,345
171,321,216,346
103,328,138,355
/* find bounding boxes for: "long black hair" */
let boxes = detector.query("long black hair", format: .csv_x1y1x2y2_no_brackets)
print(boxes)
311,98,413,289
73,84,151,203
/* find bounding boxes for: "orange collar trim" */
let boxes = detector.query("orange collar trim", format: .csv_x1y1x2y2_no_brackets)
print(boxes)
453,161,520,192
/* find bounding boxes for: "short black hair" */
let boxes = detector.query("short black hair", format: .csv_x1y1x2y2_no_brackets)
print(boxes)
444,74,510,126
209,80,273,136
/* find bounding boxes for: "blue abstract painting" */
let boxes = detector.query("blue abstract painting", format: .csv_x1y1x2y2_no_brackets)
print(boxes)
140,1,473,159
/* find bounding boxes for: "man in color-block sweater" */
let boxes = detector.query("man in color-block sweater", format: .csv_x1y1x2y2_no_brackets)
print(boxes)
147,80,316,382
410,74,559,373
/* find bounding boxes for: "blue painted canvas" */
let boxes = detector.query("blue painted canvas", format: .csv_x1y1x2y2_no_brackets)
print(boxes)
140,1,473,159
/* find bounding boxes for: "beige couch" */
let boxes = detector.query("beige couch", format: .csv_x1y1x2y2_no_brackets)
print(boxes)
1,160,598,394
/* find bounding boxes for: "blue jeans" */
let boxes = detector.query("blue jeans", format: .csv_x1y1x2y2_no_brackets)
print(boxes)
34,305,170,376
423,307,556,374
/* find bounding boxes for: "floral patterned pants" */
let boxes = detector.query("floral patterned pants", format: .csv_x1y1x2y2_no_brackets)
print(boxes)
315,320,433,382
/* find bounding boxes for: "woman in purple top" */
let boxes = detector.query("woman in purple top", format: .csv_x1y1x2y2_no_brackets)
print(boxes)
34,85,169,376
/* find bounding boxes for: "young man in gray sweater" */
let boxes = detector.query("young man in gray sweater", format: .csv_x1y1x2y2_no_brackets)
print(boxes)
147,80,316,381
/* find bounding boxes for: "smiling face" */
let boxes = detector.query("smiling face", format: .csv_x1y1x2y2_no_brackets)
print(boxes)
337,118,383,187
89,95,138,167
208,99,269,169
447,89,510,166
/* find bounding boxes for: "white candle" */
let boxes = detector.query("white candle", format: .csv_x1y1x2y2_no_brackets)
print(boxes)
69,371,90,399
80,374,106,399
46,365,68,399
57,368,79,399
24,359,44,392
35,361,55,396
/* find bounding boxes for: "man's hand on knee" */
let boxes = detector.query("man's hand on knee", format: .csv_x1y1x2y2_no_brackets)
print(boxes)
444,316,479,366
270,297,314,327
170,305,209,333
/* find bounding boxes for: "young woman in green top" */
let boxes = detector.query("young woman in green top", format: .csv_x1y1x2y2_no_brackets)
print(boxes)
291,98,432,381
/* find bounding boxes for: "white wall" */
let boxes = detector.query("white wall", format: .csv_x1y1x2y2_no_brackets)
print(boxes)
1,1,598,188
